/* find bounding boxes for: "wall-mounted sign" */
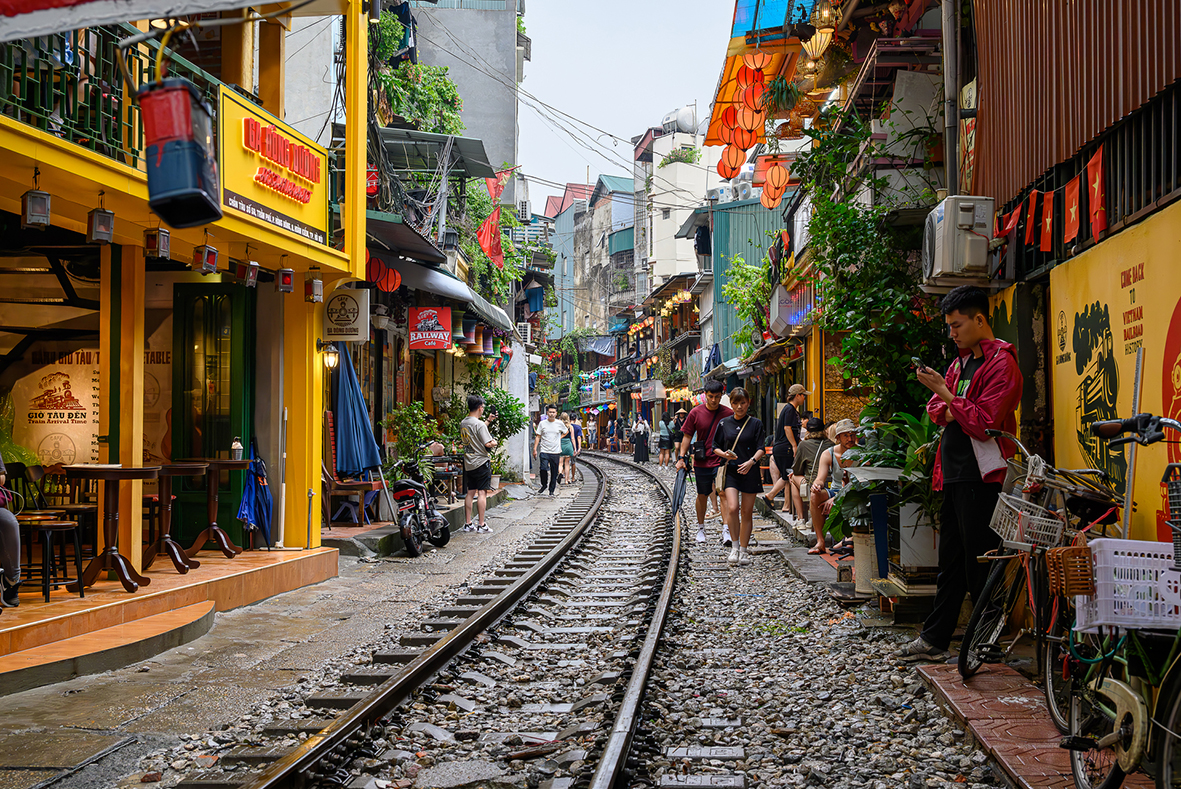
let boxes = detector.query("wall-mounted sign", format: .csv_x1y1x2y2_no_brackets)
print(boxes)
325,288,370,340
218,85,329,244
409,307,452,350
640,379,666,402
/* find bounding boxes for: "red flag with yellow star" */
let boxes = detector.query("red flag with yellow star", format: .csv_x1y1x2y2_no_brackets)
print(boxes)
1088,147,1107,238
477,206,504,269
1024,190,1039,245
1040,190,1054,252
1064,175,1081,242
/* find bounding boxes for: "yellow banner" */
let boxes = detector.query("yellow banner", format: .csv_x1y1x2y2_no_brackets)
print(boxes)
218,86,329,245
1050,200,1181,541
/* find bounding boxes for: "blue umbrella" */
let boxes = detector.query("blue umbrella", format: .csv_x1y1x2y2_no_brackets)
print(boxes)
250,438,273,548
333,343,383,476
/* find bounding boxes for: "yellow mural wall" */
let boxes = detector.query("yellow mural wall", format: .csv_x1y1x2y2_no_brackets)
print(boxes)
1049,199,1181,541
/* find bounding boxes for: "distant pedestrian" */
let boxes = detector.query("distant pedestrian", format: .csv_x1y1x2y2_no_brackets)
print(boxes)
607,417,617,453
460,395,497,533
559,412,576,484
676,380,734,545
762,384,809,521
713,388,764,566
658,412,673,467
532,405,567,496
570,416,583,482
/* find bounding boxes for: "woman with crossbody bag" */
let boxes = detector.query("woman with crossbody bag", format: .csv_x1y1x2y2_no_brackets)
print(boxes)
713,388,765,566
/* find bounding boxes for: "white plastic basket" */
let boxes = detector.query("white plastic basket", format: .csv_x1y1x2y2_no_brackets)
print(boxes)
1075,538,1181,634
988,492,1067,548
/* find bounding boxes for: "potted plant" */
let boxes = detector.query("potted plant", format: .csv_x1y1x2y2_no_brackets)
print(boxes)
489,451,505,489
380,400,439,487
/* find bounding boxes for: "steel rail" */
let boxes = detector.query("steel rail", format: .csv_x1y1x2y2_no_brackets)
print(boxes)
239,459,609,789
583,452,682,789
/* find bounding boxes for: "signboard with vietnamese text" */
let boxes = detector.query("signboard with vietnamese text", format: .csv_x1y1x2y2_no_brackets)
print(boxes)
325,288,370,341
218,86,329,245
409,307,452,350
10,345,102,465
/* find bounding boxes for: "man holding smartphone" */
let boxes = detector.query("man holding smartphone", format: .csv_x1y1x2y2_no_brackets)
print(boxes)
898,285,1023,661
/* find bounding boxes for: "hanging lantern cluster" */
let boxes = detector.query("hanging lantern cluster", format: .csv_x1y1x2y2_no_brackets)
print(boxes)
718,58,769,180
659,289,693,317
665,387,693,401
627,316,656,336
803,0,839,59
761,160,790,210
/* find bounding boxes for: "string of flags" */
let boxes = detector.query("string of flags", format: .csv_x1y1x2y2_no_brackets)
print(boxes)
994,148,1107,250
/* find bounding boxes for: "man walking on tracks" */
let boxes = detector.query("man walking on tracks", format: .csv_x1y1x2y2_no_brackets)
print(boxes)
899,285,1023,661
533,404,567,497
676,379,734,546
461,395,497,533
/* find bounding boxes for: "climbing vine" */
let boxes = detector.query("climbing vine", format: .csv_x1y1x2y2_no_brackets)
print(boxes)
459,178,526,304
720,254,774,357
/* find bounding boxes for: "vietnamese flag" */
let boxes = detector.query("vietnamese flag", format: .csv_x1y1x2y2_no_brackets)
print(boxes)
1024,190,1039,245
477,206,504,269
1064,175,1081,242
1088,147,1107,238
1040,190,1054,252
486,169,512,202
996,208,1020,238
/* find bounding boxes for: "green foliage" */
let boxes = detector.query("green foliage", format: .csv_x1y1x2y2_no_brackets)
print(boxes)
544,286,558,308
658,146,702,169
517,14,526,35
719,254,774,357
612,273,631,291
370,10,406,62
482,387,528,482
459,178,526,303
790,107,948,416
763,75,800,116
376,62,465,136
380,400,439,485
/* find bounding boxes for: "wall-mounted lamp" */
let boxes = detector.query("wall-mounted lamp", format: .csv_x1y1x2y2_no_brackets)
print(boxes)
86,191,114,245
317,338,340,369
144,227,170,259
236,260,259,288
22,169,51,230
276,267,294,293
305,270,323,303
194,243,218,274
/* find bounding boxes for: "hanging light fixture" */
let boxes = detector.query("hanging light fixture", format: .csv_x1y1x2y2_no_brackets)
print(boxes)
305,270,323,303
275,267,295,293
235,260,260,288
804,0,838,59
741,82,767,112
21,167,51,231
796,52,819,79
86,191,114,245
732,125,757,150
735,103,764,132
317,339,340,369
144,226,170,259
736,65,764,90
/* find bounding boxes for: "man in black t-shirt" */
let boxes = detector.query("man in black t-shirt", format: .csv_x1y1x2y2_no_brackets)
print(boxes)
760,384,808,521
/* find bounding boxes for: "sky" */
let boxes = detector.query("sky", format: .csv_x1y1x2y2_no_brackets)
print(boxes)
517,0,735,207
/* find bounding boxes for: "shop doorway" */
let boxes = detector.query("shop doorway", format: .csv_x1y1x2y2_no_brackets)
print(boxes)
171,284,255,547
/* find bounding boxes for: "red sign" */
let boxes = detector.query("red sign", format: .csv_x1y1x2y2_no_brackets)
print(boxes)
367,166,379,198
409,307,452,350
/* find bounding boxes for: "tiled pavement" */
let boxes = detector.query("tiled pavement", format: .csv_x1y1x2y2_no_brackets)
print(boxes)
918,662,1153,788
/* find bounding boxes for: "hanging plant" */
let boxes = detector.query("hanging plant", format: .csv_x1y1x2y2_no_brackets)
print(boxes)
762,76,801,119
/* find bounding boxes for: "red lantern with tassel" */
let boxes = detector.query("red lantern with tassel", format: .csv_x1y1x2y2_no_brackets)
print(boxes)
736,65,764,89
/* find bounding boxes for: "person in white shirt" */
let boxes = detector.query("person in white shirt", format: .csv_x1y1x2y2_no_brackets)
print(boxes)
532,405,568,496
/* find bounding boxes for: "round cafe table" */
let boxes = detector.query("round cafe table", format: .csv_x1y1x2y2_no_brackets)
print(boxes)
141,462,209,574
63,464,160,593
182,458,251,560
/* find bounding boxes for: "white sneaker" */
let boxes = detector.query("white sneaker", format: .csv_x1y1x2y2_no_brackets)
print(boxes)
784,513,798,526
462,522,477,533
739,547,752,566
696,525,706,543
476,523,491,534
727,545,740,565
721,527,732,547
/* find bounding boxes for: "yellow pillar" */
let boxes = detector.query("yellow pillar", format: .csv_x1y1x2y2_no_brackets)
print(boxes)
258,11,288,116
220,9,254,90
344,0,368,279
117,245,146,572
283,298,324,548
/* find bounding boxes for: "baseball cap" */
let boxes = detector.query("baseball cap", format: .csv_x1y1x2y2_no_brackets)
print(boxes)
805,417,825,432
788,384,811,396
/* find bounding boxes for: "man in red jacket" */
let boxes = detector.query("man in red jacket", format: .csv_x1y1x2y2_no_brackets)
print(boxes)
898,285,1023,661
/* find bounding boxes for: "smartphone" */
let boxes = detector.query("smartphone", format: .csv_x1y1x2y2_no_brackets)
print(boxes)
911,357,930,372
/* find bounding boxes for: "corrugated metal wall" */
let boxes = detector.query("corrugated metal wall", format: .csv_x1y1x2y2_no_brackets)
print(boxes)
973,0,1181,204
711,199,783,362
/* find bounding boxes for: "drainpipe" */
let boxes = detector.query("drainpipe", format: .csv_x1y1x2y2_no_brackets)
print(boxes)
942,0,959,196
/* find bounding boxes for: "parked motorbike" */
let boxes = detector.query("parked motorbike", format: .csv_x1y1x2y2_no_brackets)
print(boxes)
388,446,451,557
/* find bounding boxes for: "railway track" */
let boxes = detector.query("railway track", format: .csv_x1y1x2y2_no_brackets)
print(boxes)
178,453,682,789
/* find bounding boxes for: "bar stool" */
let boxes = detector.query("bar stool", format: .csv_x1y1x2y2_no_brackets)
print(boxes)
29,520,84,602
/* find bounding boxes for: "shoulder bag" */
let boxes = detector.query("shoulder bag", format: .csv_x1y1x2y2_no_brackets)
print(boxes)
692,409,724,463
714,416,750,493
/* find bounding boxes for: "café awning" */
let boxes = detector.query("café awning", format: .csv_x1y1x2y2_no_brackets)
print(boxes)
376,253,514,335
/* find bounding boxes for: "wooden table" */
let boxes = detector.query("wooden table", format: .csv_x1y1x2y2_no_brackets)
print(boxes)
63,464,160,593
142,462,209,574
183,458,250,559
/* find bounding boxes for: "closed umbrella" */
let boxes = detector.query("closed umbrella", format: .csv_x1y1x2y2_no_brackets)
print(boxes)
332,343,394,514
236,439,273,548
671,465,690,527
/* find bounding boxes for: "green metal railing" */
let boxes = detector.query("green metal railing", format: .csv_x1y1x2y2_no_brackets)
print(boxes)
0,24,258,171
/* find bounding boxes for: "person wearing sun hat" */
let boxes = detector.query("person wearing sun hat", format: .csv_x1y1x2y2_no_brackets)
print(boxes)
808,418,859,554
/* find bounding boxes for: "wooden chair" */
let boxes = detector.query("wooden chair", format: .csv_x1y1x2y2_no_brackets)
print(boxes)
322,411,382,526
43,464,99,558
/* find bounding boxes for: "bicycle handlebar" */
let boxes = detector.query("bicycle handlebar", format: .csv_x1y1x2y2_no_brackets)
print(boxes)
1090,414,1181,447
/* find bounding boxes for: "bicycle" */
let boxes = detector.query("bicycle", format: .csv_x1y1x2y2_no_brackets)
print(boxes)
957,428,1122,737
1063,413,1181,789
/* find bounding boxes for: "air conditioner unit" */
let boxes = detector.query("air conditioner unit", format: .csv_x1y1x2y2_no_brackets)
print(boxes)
708,186,732,203
735,181,754,201
516,321,532,344
517,201,529,223
922,195,995,281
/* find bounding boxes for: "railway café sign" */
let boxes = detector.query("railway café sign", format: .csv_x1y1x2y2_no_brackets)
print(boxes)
218,86,330,245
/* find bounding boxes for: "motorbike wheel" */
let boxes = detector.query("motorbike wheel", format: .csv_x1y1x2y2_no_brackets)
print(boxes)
427,521,451,547
401,511,423,557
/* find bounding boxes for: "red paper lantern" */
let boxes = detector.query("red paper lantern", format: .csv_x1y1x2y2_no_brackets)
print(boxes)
718,158,739,179
743,51,773,70
720,105,738,129
764,179,786,200
766,162,790,192
761,188,783,210
741,82,767,112
732,126,757,150
736,104,764,132
718,145,745,180
736,65,764,89
719,123,735,145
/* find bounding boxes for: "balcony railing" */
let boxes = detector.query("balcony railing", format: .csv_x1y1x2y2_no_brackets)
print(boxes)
0,25,264,172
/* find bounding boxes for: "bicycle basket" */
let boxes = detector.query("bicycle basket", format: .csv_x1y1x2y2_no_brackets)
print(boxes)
1075,538,1181,633
988,492,1067,547
1046,544,1095,597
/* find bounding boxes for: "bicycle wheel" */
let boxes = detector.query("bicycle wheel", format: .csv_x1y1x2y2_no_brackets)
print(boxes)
1041,600,1074,734
1152,665,1181,787
959,556,1027,679
1069,672,1128,789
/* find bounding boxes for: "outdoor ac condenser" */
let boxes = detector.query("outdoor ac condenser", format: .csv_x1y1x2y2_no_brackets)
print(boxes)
922,195,995,282
516,322,532,344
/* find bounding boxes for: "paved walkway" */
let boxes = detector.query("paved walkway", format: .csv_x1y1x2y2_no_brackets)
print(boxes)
0,484,580,789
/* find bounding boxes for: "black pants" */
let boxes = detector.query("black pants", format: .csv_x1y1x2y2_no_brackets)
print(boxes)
921,481,1003,650
538,452,560,494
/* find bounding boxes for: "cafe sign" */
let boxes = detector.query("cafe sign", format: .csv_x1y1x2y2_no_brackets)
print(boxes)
325,288,370,341
409,307,452,350
218,85,329,244
640,379,666,402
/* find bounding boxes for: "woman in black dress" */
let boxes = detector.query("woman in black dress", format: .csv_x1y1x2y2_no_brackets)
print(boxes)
713,388,764,566
632,416,650,463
